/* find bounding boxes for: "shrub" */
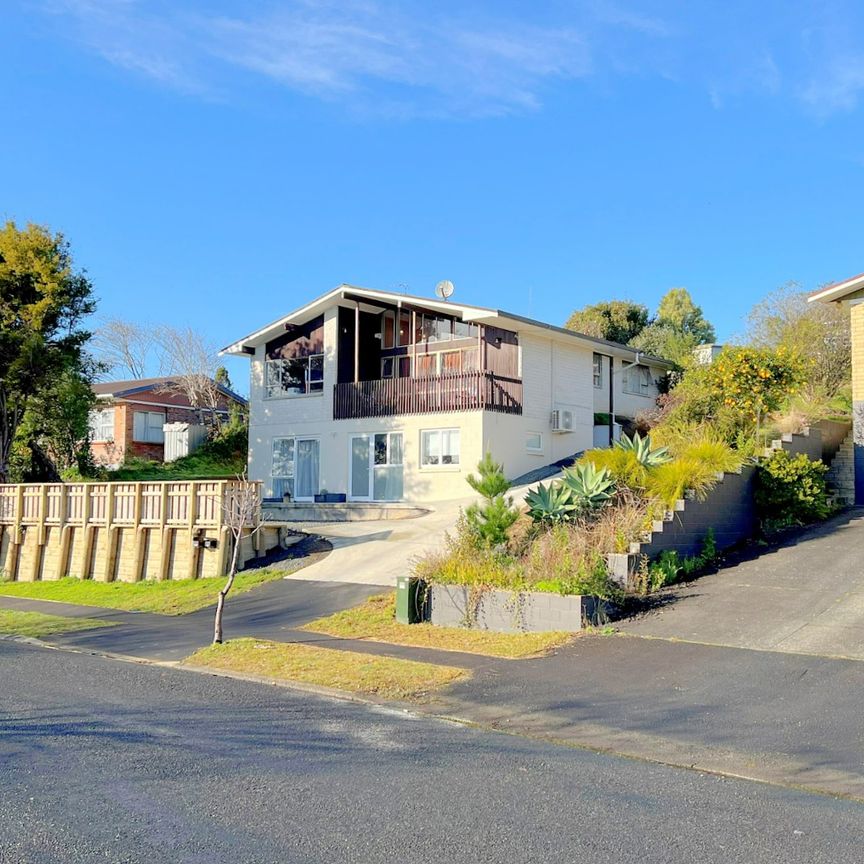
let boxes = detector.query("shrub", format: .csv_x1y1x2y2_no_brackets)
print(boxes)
524,481,577,525
755,450,831,529
560,462,616,510
579,447,647,489
464,453,519,547
642,530,720,593
643,457,719,506
615,432,672,467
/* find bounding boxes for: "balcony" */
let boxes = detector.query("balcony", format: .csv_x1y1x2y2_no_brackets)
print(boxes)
333,370,523,420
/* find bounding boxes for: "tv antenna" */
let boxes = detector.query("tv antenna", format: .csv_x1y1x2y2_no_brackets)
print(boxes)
435,279,455,301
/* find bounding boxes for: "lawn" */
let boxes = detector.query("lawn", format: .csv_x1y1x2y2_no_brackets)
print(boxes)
0,608,116,638
0,569,287,616
185,638,468,701
301,593,573,660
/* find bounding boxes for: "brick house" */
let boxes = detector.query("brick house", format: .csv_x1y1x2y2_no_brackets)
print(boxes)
88,377,247,468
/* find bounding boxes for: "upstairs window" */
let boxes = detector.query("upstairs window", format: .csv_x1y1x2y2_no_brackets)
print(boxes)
89,408,114,442
622,364,653,396
265,355,324,398
133,410,165,444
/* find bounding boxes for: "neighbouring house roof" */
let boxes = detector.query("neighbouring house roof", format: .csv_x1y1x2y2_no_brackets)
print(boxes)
808,272,864,304
92,376,248,406
220,283,674,367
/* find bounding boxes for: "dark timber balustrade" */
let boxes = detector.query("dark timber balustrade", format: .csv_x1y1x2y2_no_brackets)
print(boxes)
333,371,523,420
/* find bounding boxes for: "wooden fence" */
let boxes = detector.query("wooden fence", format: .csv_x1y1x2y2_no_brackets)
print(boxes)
0,480,273,583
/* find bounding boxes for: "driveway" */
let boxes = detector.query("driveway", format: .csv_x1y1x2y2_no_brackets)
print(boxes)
287,477,549,586
621,508,864,660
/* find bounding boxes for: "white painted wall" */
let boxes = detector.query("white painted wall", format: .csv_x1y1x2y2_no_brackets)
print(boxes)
591,353,665,420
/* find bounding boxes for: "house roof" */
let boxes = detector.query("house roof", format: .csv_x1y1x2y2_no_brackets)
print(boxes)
808,272,864,304
220,283,674,367
93,376,248,405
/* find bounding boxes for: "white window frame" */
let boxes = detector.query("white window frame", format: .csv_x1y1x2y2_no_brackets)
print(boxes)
265,355,324,399
132,410,165,444
420,428,461,470
381,356,412,379
593,353,603,389
526,432,543,454
622,364,654,397
89,407,115,442
382,311,396,350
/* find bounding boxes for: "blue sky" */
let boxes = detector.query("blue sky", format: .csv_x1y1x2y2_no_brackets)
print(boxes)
4,1,864,390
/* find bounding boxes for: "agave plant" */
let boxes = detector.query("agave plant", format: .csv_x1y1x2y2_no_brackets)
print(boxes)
615,431,672,467
561,462,616,509
524,481,577,524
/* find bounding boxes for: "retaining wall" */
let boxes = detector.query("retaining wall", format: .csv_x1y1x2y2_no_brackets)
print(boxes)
0,481,279,583
428,584,601,633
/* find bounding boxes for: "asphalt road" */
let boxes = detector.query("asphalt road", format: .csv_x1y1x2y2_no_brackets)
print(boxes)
2,641,863,864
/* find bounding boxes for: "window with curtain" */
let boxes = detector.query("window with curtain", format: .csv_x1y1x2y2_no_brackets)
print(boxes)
272,438,295,498
373,432,403,500
622,364,653,396
89,408,115,442
421,428,460,467
133,410,165,443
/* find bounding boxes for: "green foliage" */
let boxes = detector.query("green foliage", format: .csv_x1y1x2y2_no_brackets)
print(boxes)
524,481,577,524
755,450,831,529
630,288,716,366
644,530,720,592
706,346,808,425
560,462,616,508
0,221,96,481
642,457,718,506
464,453,519,547
615,432,672,467
565,300,649,344
579,447,648,488
746,282,850,398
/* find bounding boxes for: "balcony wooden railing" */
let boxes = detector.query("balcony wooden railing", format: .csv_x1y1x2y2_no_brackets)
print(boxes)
333,371,523,420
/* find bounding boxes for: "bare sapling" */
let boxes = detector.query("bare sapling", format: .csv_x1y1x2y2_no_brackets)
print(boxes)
214,476,265,644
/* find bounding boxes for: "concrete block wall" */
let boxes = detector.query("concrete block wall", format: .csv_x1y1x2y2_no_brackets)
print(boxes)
428,584,599,633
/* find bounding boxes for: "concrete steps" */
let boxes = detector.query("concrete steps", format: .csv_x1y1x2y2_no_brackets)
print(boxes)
826,429,856,506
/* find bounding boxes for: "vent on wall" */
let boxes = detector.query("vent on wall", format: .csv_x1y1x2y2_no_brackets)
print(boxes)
550,409,573,433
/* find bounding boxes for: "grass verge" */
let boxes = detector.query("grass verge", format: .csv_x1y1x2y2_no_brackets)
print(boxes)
0,569,288,616
0,609,116,638
301,593,573,660
185,638,467,700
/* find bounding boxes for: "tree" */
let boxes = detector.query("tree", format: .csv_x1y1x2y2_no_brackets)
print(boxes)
565,300,649,344
9,364,97,480
214,477,266,644
155,325,226,426
0,221,96,482
745,282,850,397
464,452,519,547
630,288,716,365
93,318,156,380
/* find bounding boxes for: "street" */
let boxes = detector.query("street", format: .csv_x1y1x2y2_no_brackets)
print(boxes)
2,640,862,864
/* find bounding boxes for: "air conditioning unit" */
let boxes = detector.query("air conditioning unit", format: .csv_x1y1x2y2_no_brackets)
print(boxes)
550,409,573,433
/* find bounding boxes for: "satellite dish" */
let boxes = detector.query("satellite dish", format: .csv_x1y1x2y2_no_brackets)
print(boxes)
435,280,455,301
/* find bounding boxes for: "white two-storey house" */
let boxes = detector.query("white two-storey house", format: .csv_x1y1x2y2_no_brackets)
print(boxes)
222,285,671,503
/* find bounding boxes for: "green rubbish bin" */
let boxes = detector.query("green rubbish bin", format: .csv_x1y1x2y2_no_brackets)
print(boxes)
395,577,425,624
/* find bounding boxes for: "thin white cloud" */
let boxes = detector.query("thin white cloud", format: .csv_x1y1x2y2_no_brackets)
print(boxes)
42,0,602,116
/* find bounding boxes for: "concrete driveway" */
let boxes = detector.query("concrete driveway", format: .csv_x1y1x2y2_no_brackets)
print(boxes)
286,477,549,587
621,508,864,660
